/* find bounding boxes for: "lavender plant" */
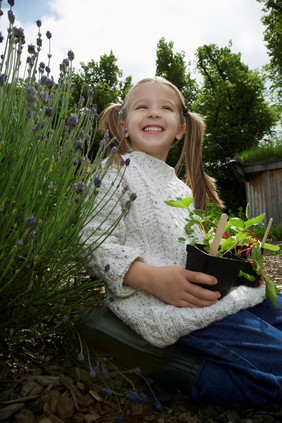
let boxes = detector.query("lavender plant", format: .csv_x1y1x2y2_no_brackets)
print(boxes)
0,2,131,338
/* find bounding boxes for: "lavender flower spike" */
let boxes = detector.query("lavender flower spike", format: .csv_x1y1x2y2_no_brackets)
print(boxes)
68,50,75,61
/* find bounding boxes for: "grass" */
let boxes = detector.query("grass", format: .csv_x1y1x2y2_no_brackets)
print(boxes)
238,141,282,164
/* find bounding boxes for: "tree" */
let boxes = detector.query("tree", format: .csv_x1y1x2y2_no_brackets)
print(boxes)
257,0,282,98
195,43,279,210
156,37,199,106
71,51,132,114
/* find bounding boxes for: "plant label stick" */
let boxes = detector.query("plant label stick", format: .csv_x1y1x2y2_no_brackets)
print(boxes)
261,218,273,248
209,213,228,256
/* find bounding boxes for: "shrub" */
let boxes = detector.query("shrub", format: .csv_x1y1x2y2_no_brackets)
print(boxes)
0,3,125,339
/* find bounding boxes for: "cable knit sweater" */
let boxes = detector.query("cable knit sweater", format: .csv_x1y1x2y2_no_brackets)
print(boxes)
81,151,265,348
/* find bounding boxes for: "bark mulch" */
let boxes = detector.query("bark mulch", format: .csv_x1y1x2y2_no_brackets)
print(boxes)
0,253,281,423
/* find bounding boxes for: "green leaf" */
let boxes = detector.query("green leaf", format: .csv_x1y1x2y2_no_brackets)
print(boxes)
192,209,206,219
178,235,199,245
245,203,250,220
179,197,194,208
244,214,265,229
184,221,195,235
250,246,263,269
263,243,280,252
264,274,278,308
229,217,245,229
165,199,186,208
237,270,256,281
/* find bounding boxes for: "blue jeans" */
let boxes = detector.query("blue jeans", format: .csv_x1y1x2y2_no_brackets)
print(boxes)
176,293,282,406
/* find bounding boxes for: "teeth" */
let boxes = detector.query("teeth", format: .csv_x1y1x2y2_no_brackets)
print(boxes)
144,127,162,132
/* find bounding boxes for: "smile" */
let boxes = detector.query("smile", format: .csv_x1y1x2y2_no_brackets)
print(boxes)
143,126,164,132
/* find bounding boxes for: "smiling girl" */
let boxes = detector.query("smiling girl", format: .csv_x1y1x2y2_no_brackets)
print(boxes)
80,77,282,406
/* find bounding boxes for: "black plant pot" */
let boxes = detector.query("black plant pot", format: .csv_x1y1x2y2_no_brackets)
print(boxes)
186,244,248,298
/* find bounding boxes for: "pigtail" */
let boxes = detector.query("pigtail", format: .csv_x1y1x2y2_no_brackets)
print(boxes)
175,112,223,210
99,103,128,159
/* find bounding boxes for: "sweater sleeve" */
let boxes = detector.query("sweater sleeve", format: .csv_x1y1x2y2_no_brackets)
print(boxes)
79,164,143,297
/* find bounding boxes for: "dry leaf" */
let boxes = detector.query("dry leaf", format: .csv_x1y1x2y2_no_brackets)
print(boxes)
89,390,103,402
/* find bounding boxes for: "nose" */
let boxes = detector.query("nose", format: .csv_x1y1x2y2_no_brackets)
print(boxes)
147,107,160,118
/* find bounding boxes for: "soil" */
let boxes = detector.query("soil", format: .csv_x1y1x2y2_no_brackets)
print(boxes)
0,254,281,423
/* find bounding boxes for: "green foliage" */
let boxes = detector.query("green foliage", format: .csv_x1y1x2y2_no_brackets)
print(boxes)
71,51,132,115
165,197,280,307
0,10,127,338
238,138,282,163
193,42,279,211
257,0,282,99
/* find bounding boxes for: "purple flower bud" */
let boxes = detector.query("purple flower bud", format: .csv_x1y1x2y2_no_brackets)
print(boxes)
37,37,42,48
0,74,7,86
111,146,118,154
109,296,115,302
39,61,45,69
85,134,91,142
124,200,131,211
77,353,84,361
49,182,57,191
45,78,54,89
73,159,79,166
75,181,85,193
74,196,80,203
154,399,163,411
46,31,52,39
68,114,78,127
29,230,36,239
8,0,15,6
75,139,83,150
62,316,68,322
122,185,129,193
88,89,93,97
89,368,97,378
63,58,69,67
25,215,36,226
130,192,137,201
8,10,15,24
36,20,42,28
125,158,130,166
45,66,51,74
59,63,66,73
120,159,125,166
116,410,123,423
94,176,101,188
45,106,52,117
103,389,113,398
67,50,75,61
0,33,4,43
28,44,36,54
105,264,110,272
16,239,23,247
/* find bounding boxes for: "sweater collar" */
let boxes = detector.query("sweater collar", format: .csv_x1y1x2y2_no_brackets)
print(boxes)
126,151,176,178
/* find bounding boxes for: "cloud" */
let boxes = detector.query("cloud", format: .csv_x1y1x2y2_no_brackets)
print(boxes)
2,0,269,83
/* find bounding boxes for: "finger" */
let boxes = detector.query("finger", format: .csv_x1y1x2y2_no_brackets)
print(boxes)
185,270,217,286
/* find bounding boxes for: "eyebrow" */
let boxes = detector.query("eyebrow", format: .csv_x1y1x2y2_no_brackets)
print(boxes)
131,98,176,107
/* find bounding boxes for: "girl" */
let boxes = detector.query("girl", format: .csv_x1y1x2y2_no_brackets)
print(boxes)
81,77,282,406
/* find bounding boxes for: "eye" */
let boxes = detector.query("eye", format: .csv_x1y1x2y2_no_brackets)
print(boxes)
136,104,147,110
163,105,173,111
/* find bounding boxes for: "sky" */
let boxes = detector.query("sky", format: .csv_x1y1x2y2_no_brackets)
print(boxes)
0,0,269,83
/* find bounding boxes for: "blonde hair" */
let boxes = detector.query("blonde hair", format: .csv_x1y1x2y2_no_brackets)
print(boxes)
99,76,223,210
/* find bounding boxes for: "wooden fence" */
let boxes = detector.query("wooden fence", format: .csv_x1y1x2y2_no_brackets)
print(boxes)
235,159,282,225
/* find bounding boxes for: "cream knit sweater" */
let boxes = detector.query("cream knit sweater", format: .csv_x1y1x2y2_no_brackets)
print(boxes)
81,151,265,348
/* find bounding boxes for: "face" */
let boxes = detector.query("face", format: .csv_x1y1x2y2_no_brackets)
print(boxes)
121,82,185,161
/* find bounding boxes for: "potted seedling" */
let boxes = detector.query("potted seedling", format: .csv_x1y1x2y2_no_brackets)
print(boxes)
165,197,280,308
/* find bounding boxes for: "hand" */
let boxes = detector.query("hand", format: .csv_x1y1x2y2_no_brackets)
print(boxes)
149,266,220,308
124,262,220,308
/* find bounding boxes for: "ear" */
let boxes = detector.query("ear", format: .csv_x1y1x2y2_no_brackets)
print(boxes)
175,124,186,141
120,121,129,138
